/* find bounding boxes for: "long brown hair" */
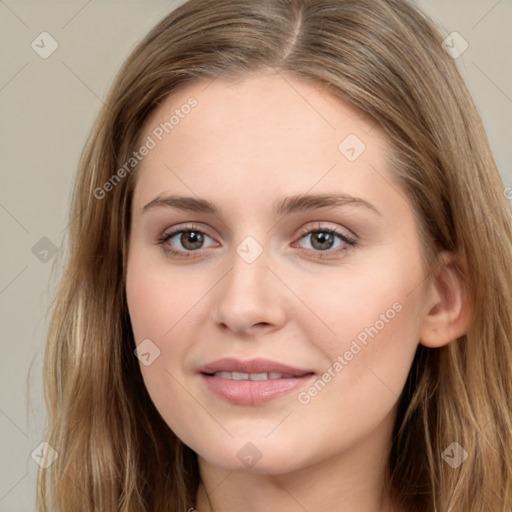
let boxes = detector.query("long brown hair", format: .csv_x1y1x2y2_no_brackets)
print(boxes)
38,0,512,510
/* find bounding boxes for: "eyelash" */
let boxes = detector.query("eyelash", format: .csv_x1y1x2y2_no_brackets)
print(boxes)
157,223,357,259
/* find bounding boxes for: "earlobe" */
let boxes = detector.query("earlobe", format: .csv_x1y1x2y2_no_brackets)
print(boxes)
419,251,472,348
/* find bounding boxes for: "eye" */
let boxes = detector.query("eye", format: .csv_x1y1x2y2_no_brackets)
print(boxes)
292,225,356,256
157,223,356,259
157,224,218,257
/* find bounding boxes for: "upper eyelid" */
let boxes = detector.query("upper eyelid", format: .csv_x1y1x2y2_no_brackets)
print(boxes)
161,224,216,242
297,221,355,237
162,222,210,235
161,222,353,238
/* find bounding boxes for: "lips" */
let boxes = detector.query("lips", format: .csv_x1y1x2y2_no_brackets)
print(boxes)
199,357,315,405
199,357,314,377
211,371,298,380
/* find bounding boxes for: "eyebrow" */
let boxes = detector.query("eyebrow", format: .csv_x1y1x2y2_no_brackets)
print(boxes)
142,192,381,217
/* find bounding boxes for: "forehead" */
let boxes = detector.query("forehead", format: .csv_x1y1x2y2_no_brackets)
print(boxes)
142,72,381,150
132,72,405,218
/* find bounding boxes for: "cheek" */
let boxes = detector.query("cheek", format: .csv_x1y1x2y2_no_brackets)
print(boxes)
300,304,420,448
292,246,425,406
293,252,424,358
126,249,200,343
127,276,178,343
125,251,211,431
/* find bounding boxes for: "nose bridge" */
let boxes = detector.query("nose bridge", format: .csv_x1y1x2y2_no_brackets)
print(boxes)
212,238,287,334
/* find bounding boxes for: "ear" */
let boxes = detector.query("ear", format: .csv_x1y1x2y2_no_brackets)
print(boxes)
419,251,471,348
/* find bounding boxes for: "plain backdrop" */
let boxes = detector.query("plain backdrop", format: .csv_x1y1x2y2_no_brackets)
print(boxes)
0,1,511,510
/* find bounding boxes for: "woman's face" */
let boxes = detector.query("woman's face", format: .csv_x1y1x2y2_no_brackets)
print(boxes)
126,73,431,474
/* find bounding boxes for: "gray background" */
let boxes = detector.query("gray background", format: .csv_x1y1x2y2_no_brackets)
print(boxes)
1,1,511,510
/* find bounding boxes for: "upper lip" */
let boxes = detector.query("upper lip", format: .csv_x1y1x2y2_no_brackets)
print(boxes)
199,357,315,377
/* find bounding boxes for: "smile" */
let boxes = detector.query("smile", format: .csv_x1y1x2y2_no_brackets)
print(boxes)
199,358,316,405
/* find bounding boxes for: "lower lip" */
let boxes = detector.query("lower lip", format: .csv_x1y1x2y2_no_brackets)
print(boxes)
201,374,315,405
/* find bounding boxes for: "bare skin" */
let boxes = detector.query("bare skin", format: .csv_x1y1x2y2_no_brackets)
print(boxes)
126,72,469,512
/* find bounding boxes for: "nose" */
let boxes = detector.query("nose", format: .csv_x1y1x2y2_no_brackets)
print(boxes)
212,246,288,337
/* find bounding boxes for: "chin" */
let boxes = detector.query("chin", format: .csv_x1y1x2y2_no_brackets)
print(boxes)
191,434,318,476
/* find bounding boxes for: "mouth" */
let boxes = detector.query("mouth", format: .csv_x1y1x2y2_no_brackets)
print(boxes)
206,371,308,380
199,358,316,405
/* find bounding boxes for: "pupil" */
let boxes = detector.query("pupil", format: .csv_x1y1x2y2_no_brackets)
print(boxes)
182,231,203,250
312,232,334,250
